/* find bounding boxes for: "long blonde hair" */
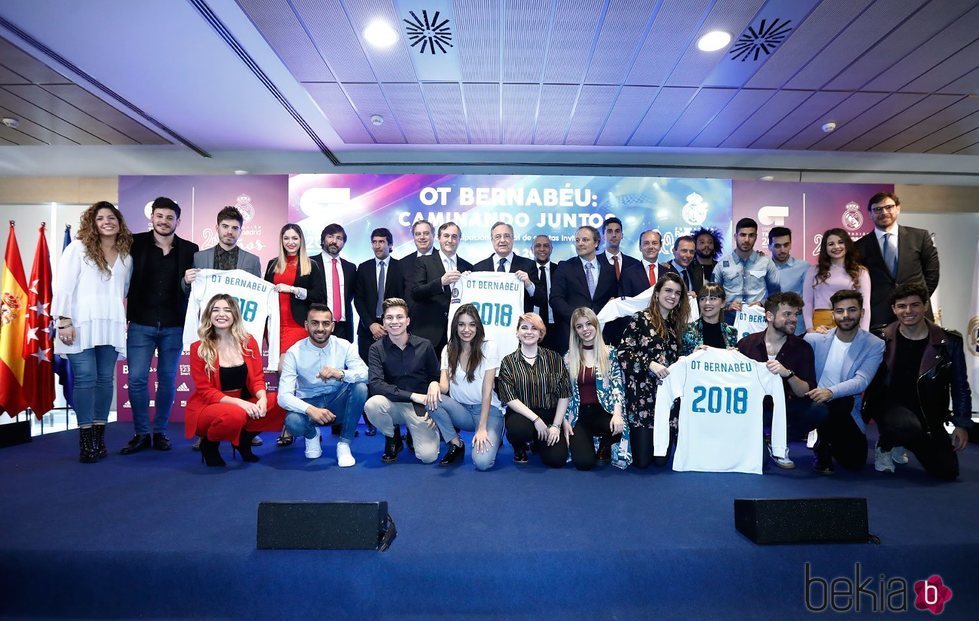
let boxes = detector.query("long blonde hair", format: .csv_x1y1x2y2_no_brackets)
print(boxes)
566,307,611,379
77,201,133,274
196,294,253,375
644,272,690,343
274,223,312,276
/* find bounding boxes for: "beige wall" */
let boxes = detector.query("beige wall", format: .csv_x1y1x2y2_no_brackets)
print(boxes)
0,177,117,205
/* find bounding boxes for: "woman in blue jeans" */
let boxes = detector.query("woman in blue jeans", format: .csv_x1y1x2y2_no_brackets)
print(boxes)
53,201,133,462
438,304,504,470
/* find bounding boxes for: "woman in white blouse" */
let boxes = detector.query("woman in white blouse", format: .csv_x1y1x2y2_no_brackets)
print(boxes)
438,304,503,470
53,201,133,463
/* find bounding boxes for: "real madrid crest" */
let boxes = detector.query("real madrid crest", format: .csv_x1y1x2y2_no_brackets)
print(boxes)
842,201,863,231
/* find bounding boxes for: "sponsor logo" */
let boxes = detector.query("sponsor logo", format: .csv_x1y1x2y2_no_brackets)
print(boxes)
805,563,952,615
967,316,979,358
757,205,789,226
176,382,190,392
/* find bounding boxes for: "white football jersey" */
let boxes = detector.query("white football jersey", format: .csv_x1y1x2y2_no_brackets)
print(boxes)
183,269,281,370
733,305,767,340
653,348,786,474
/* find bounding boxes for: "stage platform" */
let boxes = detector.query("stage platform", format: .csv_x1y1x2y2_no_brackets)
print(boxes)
2,422,977,620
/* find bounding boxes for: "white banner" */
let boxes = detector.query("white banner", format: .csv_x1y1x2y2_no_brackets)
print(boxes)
448,273,523,356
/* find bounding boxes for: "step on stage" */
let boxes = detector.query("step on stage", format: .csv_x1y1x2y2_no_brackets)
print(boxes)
2,423,977,619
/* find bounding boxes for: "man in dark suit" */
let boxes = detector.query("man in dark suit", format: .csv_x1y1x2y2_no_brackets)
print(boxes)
854,191,940,333
472,221,542,312
411,222,473,355
122,197,199,455
598,216,640,286
550,225,617,354
531,235,561,352
399,220,436,307
310,223,357,342
620,229,663,297
353,228,405,366
659,235,704,298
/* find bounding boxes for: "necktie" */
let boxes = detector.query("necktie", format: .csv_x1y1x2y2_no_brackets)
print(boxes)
882,233,897,277
584,262,596,299
613,255,620,280
648,263,656,287
375,260,386,318
331,258,342,321
538,264,549,323
681,268,692,292
498,257,507,272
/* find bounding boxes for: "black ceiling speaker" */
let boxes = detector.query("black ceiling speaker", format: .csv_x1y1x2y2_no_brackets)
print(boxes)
729,18,793,62
404,10,454,54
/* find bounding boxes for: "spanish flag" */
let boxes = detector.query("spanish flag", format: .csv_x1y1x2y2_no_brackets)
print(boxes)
0,222,29,415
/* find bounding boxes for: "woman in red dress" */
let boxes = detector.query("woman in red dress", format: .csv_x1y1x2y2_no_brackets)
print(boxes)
264,224,325,446
185,294,286,467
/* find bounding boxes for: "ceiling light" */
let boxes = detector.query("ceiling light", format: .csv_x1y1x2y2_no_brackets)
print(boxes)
363,19,398,49
370,114,384,126
2,117,20,129
697,31,731,52
234,170,248,176
821,121,837,133
759,175,775,181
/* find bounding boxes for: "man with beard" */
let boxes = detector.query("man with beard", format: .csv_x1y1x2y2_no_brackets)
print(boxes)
768,226,809,335
277,304,368,467
121,197,199,454
690,226,723,282
717,218,780,325
311,223,357,342
803,290,884,474
737,292,822,469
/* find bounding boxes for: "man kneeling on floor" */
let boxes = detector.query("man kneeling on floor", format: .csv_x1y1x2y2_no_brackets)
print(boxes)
364,298,461,464
277,303,368,467
863,284,973,480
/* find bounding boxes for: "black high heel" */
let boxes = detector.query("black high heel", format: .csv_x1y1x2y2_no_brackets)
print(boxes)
235,429,260,463
200,438,226,467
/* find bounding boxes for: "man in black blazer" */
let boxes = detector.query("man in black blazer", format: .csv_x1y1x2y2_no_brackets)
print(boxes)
854,192,940,333
550,225,618,354
310,223,357,342
472,222,543,312
354,228,405,365
122,197,199,455
620,229,663,297
411,222,473,355
531,235,561,352
399,220,437,308
598,216,640,287
658,235,704,297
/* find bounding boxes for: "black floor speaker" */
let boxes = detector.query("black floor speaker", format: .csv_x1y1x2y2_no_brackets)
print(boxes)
0,420,31,449
257,501,396,551
734,498,873,545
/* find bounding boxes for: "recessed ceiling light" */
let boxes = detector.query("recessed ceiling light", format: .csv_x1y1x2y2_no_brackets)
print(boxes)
2,117,20,129
697,31,731,52
363,19,398,49
370,114,384,126
234,169,248,176
821,121,837,133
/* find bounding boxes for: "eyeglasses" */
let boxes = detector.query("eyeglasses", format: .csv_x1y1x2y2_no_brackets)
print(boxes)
870,204,897,214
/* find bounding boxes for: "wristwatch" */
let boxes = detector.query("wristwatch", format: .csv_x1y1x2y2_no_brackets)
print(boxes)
784,370,795,379
339,371,345,381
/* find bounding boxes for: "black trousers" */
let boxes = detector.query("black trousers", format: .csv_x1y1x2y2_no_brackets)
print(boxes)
876,403,959,481
505,407,567,468
812,397,867,472
569,403,620,471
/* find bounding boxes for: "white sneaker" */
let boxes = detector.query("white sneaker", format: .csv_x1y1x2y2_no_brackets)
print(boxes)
891,446,909,465
768,443,795,469
304,428,322,459
336,442,355,468
874,444,895,473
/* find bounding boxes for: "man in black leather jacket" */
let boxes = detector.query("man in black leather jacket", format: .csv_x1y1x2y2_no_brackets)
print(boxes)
863,284,972,480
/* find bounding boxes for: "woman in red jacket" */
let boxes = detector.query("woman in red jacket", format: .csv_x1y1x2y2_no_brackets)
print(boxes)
185,293,285,466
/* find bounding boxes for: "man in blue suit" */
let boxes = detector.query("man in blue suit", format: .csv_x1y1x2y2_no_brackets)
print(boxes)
803,289,884,474
550,225,617,354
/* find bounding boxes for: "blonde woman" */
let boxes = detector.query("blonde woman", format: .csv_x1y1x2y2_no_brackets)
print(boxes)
185,294,285,467
565,307,629,470
53,201,133,463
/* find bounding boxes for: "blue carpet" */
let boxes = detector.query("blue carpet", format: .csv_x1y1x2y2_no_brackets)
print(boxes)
1,423,977,619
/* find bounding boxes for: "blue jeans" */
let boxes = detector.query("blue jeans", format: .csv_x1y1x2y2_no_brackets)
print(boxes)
440,396,504,471
68,346,118,427
126,323,184,434
283,382,368,444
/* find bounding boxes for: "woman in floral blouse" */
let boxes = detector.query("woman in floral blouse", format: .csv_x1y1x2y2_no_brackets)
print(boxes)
618,272,689,468
680,282,739,355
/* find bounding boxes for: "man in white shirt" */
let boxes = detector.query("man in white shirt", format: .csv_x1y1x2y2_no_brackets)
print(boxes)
803,290,884,475
277,304,368,467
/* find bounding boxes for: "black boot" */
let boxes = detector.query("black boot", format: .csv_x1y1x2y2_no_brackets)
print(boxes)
381,430,404,464
200,438,226,467
597,435,612,465
93,424,108,459
439,441,465,466
813,440,834,475
78,427,98,463
235,429,260,463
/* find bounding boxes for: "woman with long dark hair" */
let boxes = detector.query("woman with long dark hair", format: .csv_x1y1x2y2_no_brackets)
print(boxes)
185,294,285,467
618,272,690,468
803,228,870,332
438,304,503,470
680,282,739,355
265,223,324,447
565,307,629,470
53,201,133,462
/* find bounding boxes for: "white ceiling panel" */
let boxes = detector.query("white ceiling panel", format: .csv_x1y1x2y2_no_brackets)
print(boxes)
628,86,696,146
659,87,738,147
750,90,847,149
566,85,617,145
463,82,500,144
